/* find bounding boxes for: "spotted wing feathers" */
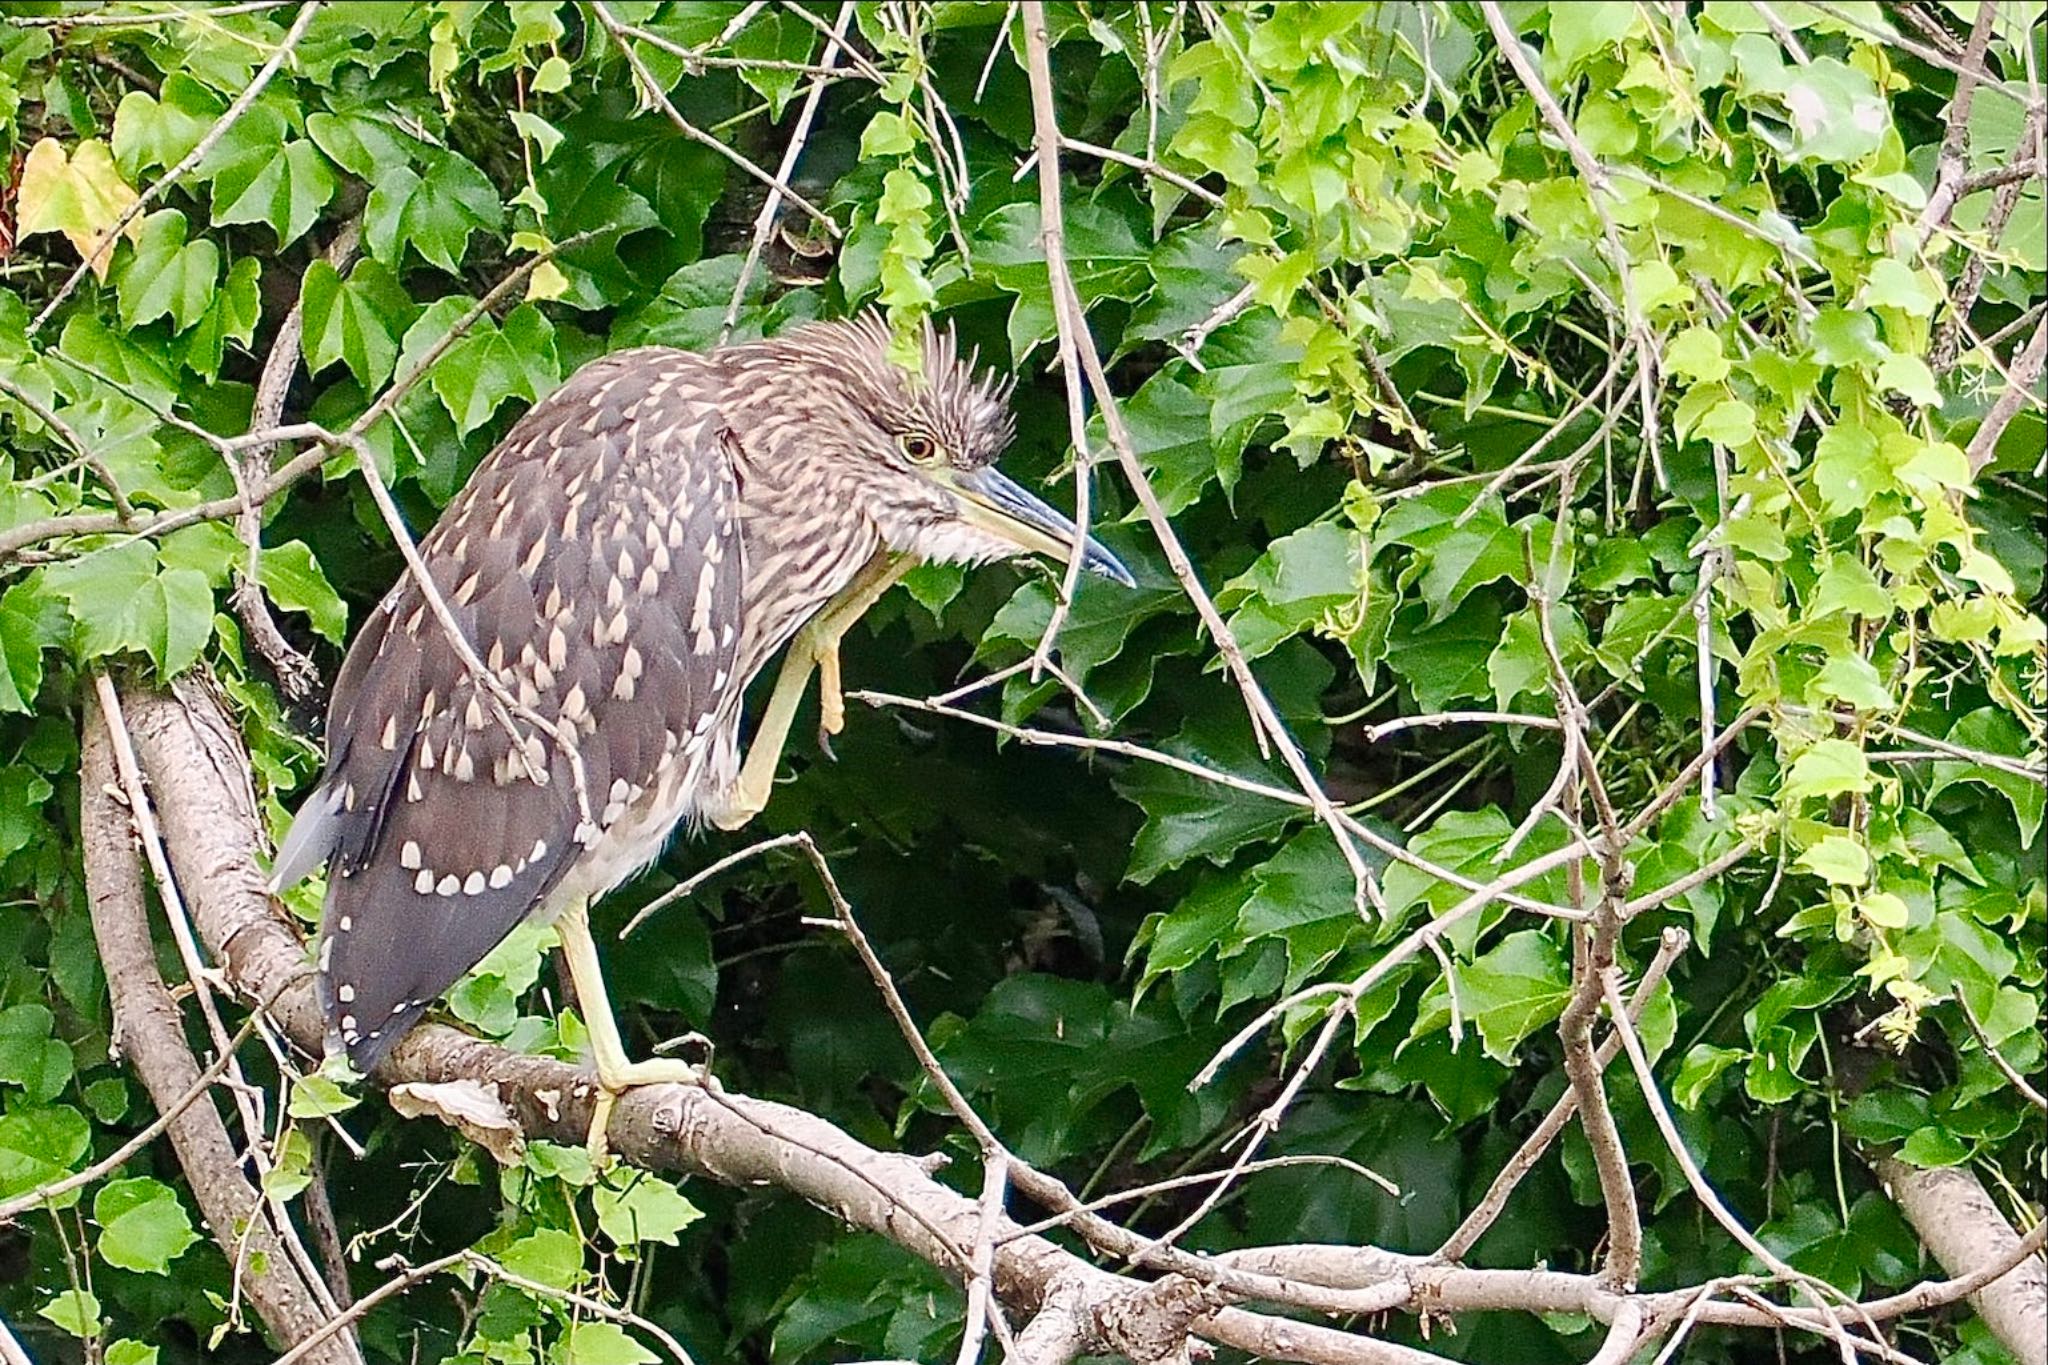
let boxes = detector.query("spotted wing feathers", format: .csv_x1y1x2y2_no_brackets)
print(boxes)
277,351,745,1072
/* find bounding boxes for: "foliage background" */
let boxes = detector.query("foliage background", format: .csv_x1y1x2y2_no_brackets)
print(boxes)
0,2,2041,1363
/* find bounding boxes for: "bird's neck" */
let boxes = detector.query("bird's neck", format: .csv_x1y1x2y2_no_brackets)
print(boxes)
730,451,886,682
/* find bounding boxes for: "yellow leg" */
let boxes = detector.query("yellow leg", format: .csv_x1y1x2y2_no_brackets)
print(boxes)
714,553,911,830
556,901,699,1161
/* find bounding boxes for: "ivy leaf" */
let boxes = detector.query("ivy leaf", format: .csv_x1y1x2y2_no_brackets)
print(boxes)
257,541,349,644
1456,929,1572,1064
366,151,504,272
38,1289,103,1339
0,1104,91,1202
1673,1043,1746,1109
0,1003,73,1104
111,75,224,179
1784,739,1872,799
114,210,220,331
41,544,215,676
301,258,415,390
184,256,263,380
501,1226,584,1290
594,1171,703,1247
209,139,337,248
15,138,144,279
1797,834,1870,886
93,1178,199,1274
430,304,560,433
305,108,418,180
1926,709,2044,846
1812,654,1894,712
551,1322,658,1365
1217,522,1366,661
1377,488,1523,623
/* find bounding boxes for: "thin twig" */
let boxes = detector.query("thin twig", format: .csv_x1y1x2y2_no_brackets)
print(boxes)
589,0,841,237
0,1016,261,1225
719,1,854,343
1951,987,2048,1111
1437,928,1689,1262
1021,0,1382,920
0,372,137,523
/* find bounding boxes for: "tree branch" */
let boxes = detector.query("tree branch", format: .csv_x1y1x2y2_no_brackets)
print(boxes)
79,685,360,1365
1872,1157,2047,1365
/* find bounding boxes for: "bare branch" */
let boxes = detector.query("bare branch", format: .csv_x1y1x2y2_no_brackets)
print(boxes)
80,685,360,1365
1966,313,2048,474
588,0,841,238
1873,1158,2048,1365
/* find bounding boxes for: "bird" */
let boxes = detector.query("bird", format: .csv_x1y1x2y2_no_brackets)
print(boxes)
270,313,1134,1154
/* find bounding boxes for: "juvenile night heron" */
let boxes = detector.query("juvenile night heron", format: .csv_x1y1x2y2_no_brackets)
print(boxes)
272,315,1131,1151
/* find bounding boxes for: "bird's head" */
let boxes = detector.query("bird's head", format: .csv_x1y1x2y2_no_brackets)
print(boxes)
734,314,1135,587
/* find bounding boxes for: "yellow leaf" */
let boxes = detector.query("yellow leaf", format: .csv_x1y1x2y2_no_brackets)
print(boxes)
15,138,145,281
524,259,569,302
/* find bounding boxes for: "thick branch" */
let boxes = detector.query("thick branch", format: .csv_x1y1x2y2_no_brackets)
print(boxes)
115,677,1459,1365
1873,1157,2047,1365
79,689,360,1365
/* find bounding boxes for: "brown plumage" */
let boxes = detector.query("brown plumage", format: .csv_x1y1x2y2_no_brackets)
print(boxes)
273,316,1131,1076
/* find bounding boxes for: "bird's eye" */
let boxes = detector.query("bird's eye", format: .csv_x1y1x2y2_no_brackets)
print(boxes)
900,433,941,465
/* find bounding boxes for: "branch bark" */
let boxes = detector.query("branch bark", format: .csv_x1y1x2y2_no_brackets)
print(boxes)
1873,1157,2047,1365
97,674,2048,1365
80,687,361,1365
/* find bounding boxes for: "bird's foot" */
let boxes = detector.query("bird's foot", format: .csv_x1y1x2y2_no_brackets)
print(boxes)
586,1056,705,1164
813,632,847,737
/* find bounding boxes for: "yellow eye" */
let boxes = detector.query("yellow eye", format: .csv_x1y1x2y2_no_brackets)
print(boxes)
900,433,941,465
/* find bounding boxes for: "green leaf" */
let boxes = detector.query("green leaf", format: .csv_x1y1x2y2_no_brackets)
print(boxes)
209,139,336,247
1456,929,1572,1064
112,75,224,178
41,543,215,675
1218,522,1367,661
286,1071,360,1119
1664,326,1731,383
257,541,349,644
1796,834,1870,886
1811,555,1890,618
1378,488,1523,623
1896,1125,1970,1167
0,1104,91,1202
106,1342,160,1365
305,109,418,180
429,304,559,434
1546,2,1635,72
1812,655,1894,711
551,1322,658,1365
114,210,220,331
38,1288,102,1338
1925,708,2044,846
0,1003,73,1104
94,1177,199,1274
300,258,415,390
184,255,263,380
1673,1044,1746,1109
365,152,504,272
0,768,55,864
1784,739,1872,799
501,1226,584,1290
594,1171,703,1247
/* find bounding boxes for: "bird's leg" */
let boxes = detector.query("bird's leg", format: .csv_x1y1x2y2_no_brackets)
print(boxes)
809,553,912,738
716,553,911,830
555,900,700,1162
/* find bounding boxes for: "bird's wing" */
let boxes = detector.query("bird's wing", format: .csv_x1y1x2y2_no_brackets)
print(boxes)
278,352,745,1071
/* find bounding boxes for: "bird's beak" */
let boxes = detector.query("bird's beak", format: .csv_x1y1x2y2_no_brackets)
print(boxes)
940,466,1136,587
